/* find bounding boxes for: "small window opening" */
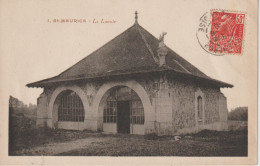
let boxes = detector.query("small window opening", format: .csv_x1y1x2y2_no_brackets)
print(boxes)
197,96,203,121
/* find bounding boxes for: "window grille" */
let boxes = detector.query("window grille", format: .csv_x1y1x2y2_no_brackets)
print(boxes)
58,91,84,122
103,101,117,123
131,100,144,124
103,87,144,125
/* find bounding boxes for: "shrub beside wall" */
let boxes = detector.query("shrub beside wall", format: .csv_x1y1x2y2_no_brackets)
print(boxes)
228,107,248,121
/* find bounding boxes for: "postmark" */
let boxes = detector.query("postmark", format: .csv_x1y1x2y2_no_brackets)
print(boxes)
197,10,246,55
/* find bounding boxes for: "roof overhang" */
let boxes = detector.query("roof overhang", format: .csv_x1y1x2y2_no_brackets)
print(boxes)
26,69,233,88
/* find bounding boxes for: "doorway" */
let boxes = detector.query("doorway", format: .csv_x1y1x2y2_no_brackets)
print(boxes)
101,86,145,135
117,101,130,133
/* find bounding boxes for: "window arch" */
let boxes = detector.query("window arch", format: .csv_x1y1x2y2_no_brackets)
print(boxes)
195,89,204,126
103,86,145,124
58,90,85,122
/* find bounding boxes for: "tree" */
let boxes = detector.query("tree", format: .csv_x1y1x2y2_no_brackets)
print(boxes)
228,107,248,121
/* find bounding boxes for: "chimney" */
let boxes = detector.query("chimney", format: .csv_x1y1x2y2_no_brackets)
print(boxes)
157,32,168,67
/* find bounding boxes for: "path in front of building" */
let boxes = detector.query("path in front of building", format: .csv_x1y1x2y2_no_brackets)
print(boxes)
11,130,247,156
13,137,105,156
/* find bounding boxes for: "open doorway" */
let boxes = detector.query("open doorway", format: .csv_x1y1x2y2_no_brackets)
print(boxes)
117,101,130,133
101,86,145,135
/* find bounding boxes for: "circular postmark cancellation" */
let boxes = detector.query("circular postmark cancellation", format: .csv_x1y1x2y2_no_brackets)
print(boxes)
196,10,246,56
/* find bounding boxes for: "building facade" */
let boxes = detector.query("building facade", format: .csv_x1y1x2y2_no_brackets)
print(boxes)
27,13,232,135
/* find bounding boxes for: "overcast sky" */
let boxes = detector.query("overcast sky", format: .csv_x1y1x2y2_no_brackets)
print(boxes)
0,0,257,110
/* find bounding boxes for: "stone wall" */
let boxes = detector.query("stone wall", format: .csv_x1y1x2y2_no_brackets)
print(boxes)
81,82,103,107
36,92,48,127
36,87,55,127
137,75,172,135
35,74,228,135
41,82,103,108
168,76,227,134
36,83,100,129
36,79,156,133
136,75,160,103
169,78,196,132
203,87,220,124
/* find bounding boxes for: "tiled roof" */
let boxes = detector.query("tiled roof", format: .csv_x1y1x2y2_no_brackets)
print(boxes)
27,22,233,88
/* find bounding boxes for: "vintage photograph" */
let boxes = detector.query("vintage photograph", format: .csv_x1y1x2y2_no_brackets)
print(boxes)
1,0,257,165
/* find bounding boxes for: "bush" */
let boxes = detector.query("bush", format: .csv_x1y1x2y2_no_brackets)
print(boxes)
228,107,248,121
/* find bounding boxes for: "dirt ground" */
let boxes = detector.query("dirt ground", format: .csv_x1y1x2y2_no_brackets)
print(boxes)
9,116,247,156
58,130,247,156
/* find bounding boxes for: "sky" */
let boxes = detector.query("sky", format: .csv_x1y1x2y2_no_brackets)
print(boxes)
0,0,257,110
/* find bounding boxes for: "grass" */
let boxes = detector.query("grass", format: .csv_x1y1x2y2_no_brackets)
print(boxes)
9,116,97,154
57,129,247,156
9,116,248,156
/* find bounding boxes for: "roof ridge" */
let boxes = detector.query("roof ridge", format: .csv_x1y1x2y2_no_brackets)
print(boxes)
136,24,159,65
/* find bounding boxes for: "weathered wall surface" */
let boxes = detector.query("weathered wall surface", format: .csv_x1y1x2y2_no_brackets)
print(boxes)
36,87,55,127
137,75,170,135
136,75,160,103
36,74,228,135
168,76,227,134
36,84,95,129
169,78,196,132
36,92,48,127
203,87,220,124
36,78,156,133
81,82,103,107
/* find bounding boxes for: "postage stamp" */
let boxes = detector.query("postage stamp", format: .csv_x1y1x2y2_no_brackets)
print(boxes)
197,10,246,55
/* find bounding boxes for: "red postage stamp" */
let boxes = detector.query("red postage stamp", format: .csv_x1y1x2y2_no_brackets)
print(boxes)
209,11,245,54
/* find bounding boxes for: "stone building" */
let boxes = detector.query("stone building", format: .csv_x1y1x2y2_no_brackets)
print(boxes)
27,12,233,135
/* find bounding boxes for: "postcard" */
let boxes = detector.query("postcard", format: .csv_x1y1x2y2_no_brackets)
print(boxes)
0,0,257,165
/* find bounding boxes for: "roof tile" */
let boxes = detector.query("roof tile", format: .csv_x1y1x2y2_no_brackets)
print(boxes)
27,23,233,88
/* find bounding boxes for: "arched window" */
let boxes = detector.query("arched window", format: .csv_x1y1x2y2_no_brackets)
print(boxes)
58,91,84,122
195,89,204,126
197,96,203,121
